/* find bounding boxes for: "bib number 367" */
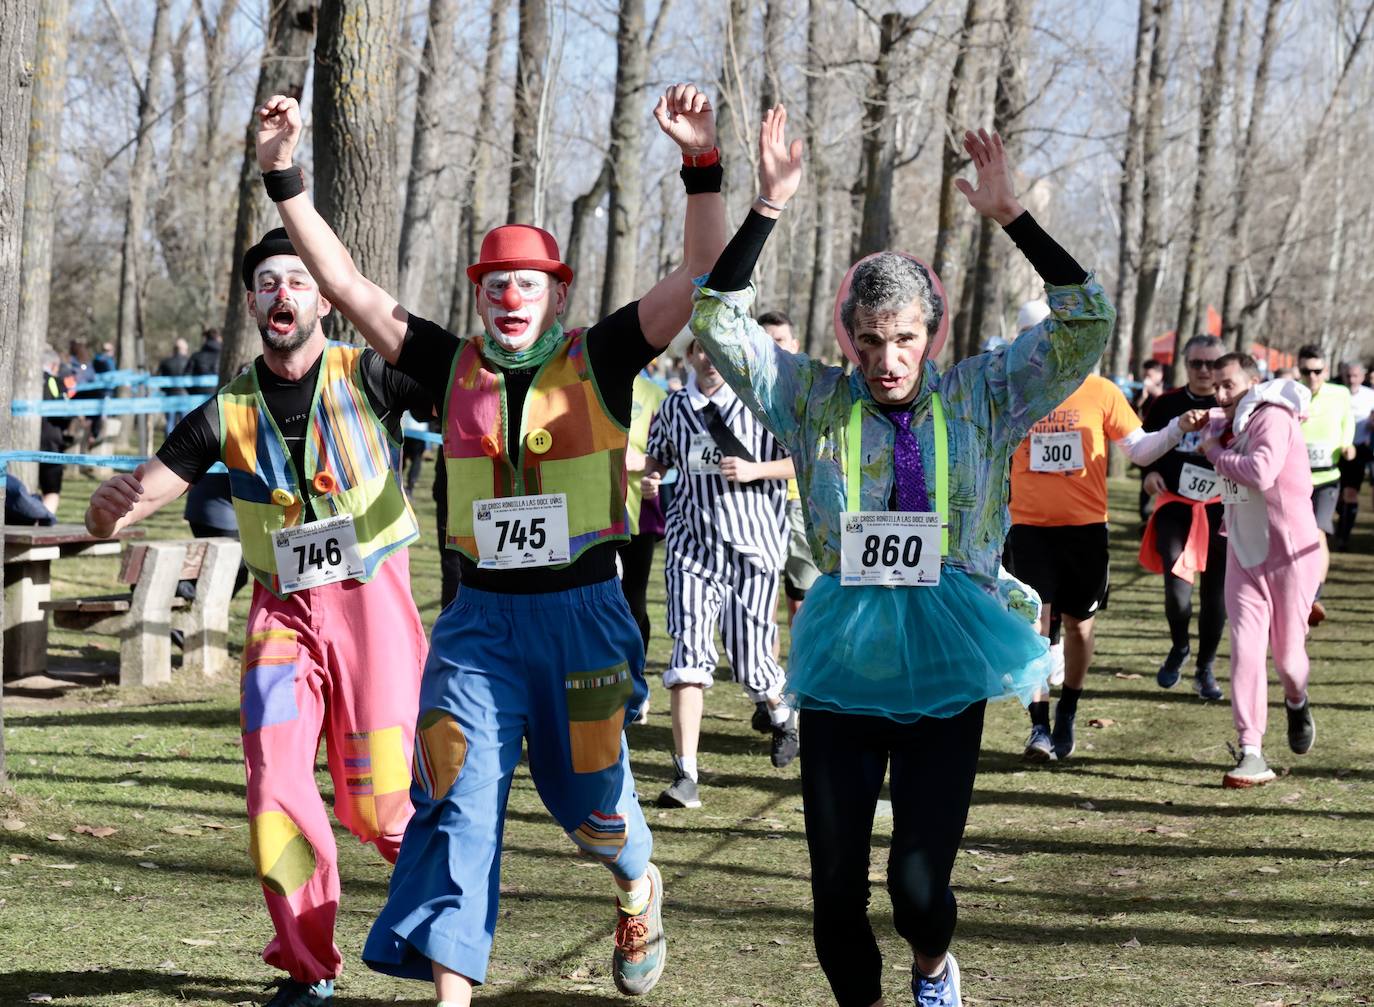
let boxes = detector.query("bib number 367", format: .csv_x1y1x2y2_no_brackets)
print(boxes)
473,493,571,569
841,512,941,587
272,514,365,593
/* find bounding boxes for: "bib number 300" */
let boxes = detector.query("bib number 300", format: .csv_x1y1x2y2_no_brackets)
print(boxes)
272,514,366,593
841,512,941,587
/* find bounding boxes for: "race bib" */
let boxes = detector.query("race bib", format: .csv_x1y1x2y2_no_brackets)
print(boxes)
1030,430,1085,472
687,433,722,475
1177,461,1220,502
272,514,365,593
1307,443,1335,469
1220,476,1250,505
472,494,570,569
840,512,941,587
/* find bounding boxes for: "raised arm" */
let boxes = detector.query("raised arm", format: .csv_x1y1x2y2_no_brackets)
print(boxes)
637,85,728,349
85,459,189,539
256,95,409,363
949,129,1114,445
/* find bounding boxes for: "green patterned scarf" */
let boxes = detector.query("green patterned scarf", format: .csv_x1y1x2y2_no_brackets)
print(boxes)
478,321,564,370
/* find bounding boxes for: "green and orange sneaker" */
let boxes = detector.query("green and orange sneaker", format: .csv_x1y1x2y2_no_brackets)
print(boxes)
612,862,666,996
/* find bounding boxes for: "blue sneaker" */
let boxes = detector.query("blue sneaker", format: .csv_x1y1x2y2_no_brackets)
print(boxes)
1023,724,1052,764
1156,645,1189,689
612,862,666,995
912,952,962,1006
263,978,333,1007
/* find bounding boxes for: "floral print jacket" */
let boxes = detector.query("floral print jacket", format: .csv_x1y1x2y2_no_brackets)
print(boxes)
689,278,1116,592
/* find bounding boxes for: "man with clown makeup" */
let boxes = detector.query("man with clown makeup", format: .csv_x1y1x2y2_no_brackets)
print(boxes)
689,109,1114,1007
254,83,726,1003
85,228,433,1007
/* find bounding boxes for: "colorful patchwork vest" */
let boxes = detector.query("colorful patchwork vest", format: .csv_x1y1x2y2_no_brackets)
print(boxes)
443,332,629,563
218,342,420,597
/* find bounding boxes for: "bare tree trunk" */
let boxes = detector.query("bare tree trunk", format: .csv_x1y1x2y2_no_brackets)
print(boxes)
715,0,751,165
1319,109,1347,351
1109,0,1153,379
857,13,902,256
11,0,70,489
802,0,832,356
220,0,317,382
195,0,239,317
508,0,547,224
0,0,41,785
759,0,784,114
1236,2,1373,342
932,0,980,357
1168,0,1234,387
1129,0,1173,376
598,0,648,318
313,0,402,345
397,0,459,313
966,0,1027,353
116,0,171,373
448,0,508,335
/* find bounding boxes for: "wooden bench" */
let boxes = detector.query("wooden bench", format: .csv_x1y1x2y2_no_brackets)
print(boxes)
41,537,241,687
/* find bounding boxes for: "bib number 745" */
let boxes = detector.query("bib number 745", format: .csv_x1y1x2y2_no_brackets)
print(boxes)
495,516,547,551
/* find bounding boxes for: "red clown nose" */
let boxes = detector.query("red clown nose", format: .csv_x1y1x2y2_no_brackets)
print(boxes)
500,285,523,310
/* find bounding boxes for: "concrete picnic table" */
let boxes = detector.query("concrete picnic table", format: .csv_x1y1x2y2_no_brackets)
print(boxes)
3,523,145,680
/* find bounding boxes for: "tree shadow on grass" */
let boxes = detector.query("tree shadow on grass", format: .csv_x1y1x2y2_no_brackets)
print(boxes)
0,969,429,1006
9,703,238,730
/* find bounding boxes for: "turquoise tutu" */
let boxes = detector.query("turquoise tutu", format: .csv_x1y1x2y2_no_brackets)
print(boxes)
787,569,1051,721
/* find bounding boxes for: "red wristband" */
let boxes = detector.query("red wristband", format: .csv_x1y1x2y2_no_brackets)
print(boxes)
682,147,720,168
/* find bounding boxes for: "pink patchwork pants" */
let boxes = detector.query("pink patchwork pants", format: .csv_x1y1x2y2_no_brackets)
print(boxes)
240,550,427,982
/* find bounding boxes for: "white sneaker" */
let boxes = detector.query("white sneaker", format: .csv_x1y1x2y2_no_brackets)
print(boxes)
1048,641,1065,687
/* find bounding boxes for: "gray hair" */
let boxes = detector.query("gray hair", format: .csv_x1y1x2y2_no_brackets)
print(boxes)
840,253,943,340
1182,333,1222,357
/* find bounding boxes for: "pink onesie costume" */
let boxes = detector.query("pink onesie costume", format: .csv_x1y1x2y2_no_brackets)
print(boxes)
1203,381,1322,748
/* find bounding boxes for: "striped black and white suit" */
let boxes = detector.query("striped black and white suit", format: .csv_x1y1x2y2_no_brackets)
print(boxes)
646,375,789,702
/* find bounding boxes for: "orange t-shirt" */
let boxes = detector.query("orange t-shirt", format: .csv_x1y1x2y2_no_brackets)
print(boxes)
1010,375,1141,527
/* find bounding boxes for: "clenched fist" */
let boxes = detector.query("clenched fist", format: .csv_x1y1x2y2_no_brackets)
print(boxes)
86,464,147,538
257,94,303,172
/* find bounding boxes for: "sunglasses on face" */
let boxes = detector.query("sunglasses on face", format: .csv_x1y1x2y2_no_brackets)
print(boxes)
1300,367,1325,377
1187,359,1217,370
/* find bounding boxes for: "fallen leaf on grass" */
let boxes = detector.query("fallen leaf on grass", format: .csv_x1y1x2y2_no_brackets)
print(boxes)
178,938,216,947
26,995,53,1003
73,825,118,838
138,862,159,870
1077,801,1096,811
163,826,202,837
45,833,67,842
2,818,25,831
1121,936,1142,948
1279,792,1301,804
1114,672,1142,680
155,961,188,976
10,855,31,865
43,863,78,870
991,876,1016,884
197,821,228,830
113,780,138,787
1255,866,1280,875
1088,718,1116,728
1226,918,1259,924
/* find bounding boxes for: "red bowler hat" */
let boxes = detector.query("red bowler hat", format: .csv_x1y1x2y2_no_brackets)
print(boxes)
466,224,574,285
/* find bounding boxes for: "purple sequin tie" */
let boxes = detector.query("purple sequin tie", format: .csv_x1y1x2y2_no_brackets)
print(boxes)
890,412,931,512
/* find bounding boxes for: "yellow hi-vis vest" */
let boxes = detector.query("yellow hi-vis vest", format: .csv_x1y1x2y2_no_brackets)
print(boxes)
218,343,419,596
442,332,629,562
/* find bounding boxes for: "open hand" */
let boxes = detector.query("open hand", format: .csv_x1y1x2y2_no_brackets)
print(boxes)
653,84,716,155
1142,471,1166,497
86,464,146,538
953,129,1024,226
719,456,758,483
756,104,803,213
257,94,303,172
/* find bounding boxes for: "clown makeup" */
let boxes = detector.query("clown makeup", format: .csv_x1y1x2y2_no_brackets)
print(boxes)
852,302,929,406
479,269,559,350
251,254,323,354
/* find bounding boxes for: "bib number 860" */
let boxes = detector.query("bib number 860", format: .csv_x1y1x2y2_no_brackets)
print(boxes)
293,537,342,575
495,516,547,551
861,533,923,568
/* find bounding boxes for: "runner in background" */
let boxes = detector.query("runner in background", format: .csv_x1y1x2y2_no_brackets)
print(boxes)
1334,359,1372,550
1296,345,1354,624
1139,334,1227,700
1008,373,1206,762
620,370,669,653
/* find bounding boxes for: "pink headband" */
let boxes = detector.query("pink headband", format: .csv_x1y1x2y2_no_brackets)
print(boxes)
832,252,950,365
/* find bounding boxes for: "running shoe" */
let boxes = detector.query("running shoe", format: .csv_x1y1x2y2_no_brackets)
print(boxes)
657,758,701,809
1194,663,1223,701
1156,644,1190,689
613,862,666,996
751,701,772,734
1047,641,1065,687
1309,600,1327,627
1023,724,1052,764
262,978,333,1007
1222,748,1276,789
770,708,800,768
912,952,962,1006
1286,699,1316,755
1050,701,1076,761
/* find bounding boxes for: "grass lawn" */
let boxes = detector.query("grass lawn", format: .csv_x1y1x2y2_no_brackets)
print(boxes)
2,473,1372,1006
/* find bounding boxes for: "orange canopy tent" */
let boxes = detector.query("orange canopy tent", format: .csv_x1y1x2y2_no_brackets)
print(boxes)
1148,306,1294,372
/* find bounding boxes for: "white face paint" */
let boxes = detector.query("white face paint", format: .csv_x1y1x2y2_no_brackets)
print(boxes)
252,254,323,353
478,269,558,350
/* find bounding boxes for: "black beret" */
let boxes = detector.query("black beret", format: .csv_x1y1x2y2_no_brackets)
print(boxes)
241,228,299,290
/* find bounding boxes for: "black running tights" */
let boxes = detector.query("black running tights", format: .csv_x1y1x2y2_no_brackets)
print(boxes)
617,532,657,651
801,703,986,1007
1153,500,1227,666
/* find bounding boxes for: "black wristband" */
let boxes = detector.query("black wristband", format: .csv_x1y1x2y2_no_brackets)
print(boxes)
263,167,305,202
681,162,723,195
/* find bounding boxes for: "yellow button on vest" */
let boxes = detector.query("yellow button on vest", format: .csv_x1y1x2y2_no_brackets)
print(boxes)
270,488,295,508
526,428,553,455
